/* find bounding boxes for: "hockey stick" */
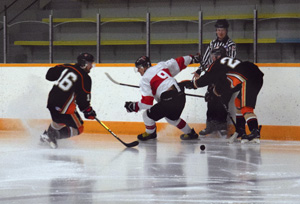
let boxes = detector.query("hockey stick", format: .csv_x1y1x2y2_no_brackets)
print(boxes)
105,72,204,98
95,117,139,148
218,97,237,129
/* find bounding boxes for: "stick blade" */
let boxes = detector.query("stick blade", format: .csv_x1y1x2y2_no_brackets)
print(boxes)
105,72,120,85
125,140,139,148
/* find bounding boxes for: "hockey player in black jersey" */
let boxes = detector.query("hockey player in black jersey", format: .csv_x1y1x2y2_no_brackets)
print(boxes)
40,53,97,148
185,47,264,143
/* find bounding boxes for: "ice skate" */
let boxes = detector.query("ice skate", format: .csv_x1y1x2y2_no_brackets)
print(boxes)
199,121,217,137
137,131,157,141
40,130,57,149
199,127,213,137
241,129,260,144
180,128,199,140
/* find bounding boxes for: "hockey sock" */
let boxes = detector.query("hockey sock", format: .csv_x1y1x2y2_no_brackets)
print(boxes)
143,111,156,134
57,126,79,139
166,118,191,134
236,113,246,130
244,113,259,132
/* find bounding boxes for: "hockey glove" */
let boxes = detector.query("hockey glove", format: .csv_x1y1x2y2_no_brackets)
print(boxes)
191,53,202,64
179,80,197,89
83,107,97,120
204,91,214,102
124,101,139,112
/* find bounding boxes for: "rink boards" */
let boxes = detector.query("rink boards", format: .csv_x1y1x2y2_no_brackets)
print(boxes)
0,63,299,140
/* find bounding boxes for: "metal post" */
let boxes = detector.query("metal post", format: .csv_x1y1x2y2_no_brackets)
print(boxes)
96,13,101,63
3,6,7,63
146,12,150,57
198,10,203,54
49,10,53,63
253,8,258,63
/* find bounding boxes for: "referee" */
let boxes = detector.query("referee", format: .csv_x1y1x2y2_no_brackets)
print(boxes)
197,19,236,136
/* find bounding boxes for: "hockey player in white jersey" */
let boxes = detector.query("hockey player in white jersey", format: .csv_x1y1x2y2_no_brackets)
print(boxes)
124,55,201,141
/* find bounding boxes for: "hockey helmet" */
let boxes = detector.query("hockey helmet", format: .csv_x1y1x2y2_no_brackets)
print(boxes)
77,52,95,68
135,56,152,69
215,19,229,29
211,46,227,58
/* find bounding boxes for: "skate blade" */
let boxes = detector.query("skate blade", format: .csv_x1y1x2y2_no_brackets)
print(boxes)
249,138,260,144
241,139,249,144
241,138,260,144
49,142,58,149
41,137,57,149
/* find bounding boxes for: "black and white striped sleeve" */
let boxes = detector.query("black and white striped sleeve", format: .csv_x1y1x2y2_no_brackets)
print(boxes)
226,39,237,58
201,40,214,69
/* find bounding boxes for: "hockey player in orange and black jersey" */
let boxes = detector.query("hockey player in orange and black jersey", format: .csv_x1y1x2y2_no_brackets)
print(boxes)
40,53,97,148
184,47,264,143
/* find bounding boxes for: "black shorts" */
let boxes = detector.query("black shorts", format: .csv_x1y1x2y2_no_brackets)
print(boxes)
147,90,186,121
236,76,263,108
48,107,83,129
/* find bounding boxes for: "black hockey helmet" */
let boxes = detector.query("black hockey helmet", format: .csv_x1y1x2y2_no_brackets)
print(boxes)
135,56,152,68
77,52,95,68
211,46,227,58
215,19,229,29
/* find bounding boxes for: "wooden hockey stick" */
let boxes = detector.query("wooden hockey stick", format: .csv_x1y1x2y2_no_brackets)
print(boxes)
95,118,139,148
105,72,204,98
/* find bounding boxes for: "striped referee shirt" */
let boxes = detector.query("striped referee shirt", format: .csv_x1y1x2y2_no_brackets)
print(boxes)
201,35,236,70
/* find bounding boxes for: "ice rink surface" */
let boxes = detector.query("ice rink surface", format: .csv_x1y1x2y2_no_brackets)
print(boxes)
1,130,300,204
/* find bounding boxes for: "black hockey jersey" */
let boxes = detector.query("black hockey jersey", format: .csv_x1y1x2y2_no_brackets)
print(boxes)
195,57,264,95
46,64,92,114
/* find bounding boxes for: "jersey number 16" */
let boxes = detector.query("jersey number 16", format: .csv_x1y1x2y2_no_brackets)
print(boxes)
56,70,78,91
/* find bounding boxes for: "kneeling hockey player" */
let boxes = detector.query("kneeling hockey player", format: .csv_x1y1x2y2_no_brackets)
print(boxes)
40,53,97,148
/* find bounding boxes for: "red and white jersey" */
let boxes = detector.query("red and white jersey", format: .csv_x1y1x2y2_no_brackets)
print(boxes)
138,56,192,110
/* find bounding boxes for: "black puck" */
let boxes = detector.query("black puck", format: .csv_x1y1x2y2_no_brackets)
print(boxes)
200,144,205,151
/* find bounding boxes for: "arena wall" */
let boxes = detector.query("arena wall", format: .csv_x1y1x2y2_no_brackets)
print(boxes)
0,63,299,140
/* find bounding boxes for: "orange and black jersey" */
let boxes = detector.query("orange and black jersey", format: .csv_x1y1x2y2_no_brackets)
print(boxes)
46,64,92,113
195,59,229,93
195,57,264,95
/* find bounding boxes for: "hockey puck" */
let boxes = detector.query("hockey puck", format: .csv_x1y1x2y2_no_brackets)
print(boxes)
200,145,205,151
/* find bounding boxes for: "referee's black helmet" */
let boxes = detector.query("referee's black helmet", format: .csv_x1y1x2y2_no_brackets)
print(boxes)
215,19,229,29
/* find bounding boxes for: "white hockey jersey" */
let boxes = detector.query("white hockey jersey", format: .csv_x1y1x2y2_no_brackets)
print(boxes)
138,56,192,110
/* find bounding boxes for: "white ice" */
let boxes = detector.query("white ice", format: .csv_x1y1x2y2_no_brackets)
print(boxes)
1,130,300,204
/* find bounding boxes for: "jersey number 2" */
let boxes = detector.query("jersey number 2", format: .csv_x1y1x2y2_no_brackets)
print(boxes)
220,57,241,69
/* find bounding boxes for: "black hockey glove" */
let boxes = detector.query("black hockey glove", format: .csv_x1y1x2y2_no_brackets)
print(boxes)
83,106,97,120
204,91,215,102
124,101,139,112
195,65,207,75
191,53,202,64
179,80,197,89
